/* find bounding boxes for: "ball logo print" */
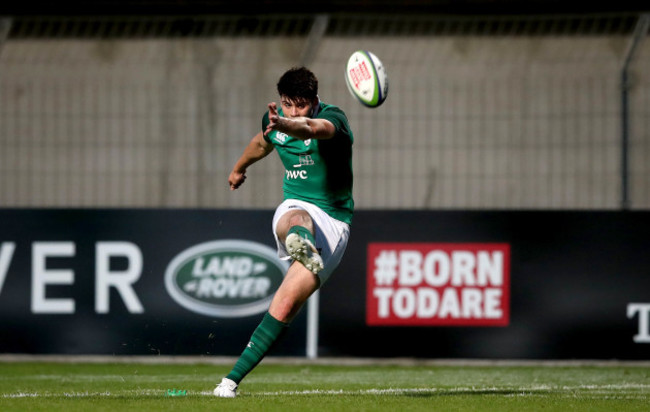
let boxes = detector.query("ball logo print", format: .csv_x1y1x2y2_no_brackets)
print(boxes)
345,50,389,108
367,243,510,326
165,240,289,318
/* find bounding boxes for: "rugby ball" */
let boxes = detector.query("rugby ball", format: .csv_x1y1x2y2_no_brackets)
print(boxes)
345,50,389,108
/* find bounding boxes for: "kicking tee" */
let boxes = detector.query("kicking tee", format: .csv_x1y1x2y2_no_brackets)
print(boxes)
262,102,354,224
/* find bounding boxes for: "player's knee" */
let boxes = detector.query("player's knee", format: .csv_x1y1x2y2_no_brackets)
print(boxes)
271,296,304,323
287,211,313,231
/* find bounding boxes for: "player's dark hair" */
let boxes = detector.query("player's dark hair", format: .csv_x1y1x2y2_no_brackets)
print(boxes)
277,67,318,101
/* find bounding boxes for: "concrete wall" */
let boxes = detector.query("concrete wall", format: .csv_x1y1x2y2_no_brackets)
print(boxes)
1,34,649,209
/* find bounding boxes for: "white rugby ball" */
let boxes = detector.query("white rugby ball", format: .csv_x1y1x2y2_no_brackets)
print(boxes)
345,50,389,108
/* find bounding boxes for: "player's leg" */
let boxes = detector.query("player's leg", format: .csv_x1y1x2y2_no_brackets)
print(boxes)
214,201,349,398
215,211,320,398
214,255,319,398
268,260,320,322
275,208,315,241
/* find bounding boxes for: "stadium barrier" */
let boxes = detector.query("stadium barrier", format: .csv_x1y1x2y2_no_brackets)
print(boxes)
0,209,649,359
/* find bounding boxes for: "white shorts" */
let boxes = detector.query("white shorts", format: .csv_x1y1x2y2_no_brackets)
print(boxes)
272,199,350,285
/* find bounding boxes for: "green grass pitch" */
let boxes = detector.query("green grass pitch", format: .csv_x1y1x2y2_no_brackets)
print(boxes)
1,359,649,411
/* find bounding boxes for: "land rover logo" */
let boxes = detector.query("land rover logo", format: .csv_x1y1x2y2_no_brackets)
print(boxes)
164,240,288,317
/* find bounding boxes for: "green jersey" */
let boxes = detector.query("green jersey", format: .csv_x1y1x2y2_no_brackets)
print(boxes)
262,102,354,224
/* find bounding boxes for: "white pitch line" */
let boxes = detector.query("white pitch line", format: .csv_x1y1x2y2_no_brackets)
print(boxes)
252,385,650,397
2,390,160,398
4,384,650,399
253,388,442,396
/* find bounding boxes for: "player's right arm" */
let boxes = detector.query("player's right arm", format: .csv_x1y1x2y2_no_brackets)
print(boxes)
228,131,274,190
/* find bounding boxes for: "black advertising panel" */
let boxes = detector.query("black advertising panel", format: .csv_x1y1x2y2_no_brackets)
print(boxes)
321,211,650,360
0,209,307,355
1,209,649,359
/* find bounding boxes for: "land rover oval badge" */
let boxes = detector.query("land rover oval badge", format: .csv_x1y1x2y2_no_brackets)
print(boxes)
165,240,288,317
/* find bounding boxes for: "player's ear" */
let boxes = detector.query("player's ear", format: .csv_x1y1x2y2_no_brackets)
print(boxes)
310,96,320,117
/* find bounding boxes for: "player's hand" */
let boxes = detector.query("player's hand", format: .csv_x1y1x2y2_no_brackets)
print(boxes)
264,102,280,136
228,170,246,190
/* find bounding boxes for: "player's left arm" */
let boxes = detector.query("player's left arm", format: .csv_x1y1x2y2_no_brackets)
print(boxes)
264,102,336,141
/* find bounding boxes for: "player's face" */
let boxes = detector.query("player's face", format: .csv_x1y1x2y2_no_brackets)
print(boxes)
280,96,315,118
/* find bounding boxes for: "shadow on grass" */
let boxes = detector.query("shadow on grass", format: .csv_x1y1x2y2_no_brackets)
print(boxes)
402,388,554,398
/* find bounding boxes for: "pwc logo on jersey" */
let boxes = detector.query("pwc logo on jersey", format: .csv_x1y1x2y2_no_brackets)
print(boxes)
165,240,288,317
367,243,510,326
286,169,308,180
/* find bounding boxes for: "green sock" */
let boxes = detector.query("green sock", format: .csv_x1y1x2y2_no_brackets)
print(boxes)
226,312,289,384
288,225,315,245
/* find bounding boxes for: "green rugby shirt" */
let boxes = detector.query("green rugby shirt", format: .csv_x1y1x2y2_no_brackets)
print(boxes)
262,102,354,224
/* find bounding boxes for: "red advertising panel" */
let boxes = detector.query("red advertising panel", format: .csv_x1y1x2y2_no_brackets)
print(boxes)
367,243,510,326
